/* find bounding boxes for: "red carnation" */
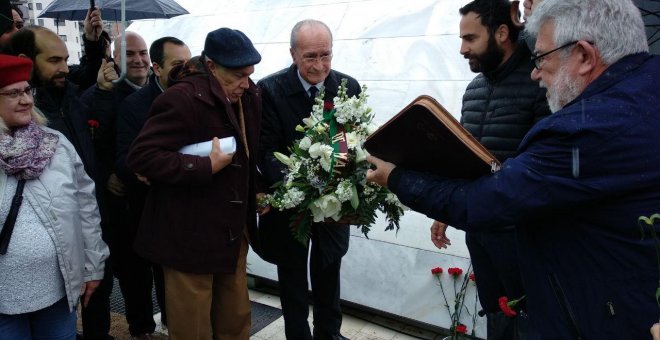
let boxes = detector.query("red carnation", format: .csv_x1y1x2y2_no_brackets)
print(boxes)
431,267,443,275
323,101,334,111
447,267,463,277
455,324,468,334
498,296,518,317
469,273,476,281
87,119,100,128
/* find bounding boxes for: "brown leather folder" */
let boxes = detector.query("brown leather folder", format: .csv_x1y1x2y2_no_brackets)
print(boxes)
364,95,500,179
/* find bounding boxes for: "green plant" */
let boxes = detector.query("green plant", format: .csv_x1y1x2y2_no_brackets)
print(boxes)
431,264,480,339
638,213,660,306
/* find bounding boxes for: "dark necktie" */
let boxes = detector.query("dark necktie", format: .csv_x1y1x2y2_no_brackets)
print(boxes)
308,86,318,99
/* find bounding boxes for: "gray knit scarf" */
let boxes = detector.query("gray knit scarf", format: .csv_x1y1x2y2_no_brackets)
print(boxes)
0,121,59,180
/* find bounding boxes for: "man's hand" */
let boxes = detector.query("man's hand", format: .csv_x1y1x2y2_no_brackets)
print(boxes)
210,137,234,174
135,173,151,186
366,155,396,188
97,59,118,91
430,220,452,249
80,280,101,308
256,192,271,216
83,7,103,41
652,323,660,340
106,173,126,196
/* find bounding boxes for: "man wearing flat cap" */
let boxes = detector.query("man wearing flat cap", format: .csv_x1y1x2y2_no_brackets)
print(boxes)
127,27,264,339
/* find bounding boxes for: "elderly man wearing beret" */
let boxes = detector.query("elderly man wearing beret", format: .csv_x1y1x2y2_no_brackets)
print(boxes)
127,28,264,339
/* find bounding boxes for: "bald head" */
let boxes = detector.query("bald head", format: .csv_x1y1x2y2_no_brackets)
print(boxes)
113,31,150,86
9,26,69,88
289,20,334,85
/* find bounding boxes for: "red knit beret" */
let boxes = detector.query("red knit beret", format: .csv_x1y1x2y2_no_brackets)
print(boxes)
0,54,33,89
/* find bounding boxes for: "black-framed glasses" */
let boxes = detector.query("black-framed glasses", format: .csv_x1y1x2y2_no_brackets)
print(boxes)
0,86,34,99
531,41,579,70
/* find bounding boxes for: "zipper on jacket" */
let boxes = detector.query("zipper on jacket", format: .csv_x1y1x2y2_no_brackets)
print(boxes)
606,301,615,316
549,273,586,340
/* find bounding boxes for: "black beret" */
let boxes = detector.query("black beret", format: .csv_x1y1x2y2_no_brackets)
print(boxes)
203,28,261,69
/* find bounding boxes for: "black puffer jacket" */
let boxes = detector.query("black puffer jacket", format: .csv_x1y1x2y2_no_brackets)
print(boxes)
461,44,550,162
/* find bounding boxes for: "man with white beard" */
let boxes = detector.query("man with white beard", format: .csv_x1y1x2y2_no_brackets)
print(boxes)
366,0,660,337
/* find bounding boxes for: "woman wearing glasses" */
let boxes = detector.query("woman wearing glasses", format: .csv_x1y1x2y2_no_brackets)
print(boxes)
0,54,109,339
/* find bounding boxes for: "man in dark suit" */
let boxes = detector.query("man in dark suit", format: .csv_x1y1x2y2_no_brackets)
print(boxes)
114,36,191,338
257,19,360,340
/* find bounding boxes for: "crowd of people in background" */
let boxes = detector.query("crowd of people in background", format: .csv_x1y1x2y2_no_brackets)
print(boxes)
0,0,658,339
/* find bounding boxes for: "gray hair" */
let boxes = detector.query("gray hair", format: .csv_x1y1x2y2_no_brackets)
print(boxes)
526,0,648,65
290,19,333,49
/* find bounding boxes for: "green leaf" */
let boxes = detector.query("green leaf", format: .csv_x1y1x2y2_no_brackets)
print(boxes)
350,184,359,210
290,211,312,246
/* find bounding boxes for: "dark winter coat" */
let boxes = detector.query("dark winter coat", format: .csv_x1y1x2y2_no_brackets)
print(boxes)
80,79,137,184
256,64,360,268
115,73,161,184
115,74,162,244
461,44,550,161
389,53,660,339
127,74,262,274
68,36,107,91
34,82,97,180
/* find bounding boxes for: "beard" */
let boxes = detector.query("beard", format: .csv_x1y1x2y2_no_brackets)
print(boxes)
541,63,584,113
465,36,505,73
32,62,67,89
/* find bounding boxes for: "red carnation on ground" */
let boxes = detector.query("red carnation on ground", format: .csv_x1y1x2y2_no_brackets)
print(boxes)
431,267,443,275
455,324,468,334
447,267,463,277
469,273,476,282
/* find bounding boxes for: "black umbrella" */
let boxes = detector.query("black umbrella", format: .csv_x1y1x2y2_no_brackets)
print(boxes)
634,0,660,55
38,0,189,21
39,0,188,83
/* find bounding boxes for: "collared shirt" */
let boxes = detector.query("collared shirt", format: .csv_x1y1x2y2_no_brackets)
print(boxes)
155,76,165,93
296,69,324,96
124,77,146,91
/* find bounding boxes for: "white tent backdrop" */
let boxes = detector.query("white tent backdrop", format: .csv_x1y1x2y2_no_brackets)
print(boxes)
128,0,491,336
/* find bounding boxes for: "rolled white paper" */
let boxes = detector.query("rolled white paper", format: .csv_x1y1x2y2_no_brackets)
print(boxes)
179,136,236,156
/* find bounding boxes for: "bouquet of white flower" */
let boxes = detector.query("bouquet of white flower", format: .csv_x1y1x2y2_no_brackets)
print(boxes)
263,79,406,244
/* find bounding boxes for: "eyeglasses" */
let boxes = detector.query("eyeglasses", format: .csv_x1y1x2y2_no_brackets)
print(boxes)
531,41,579,70
302,53,332,64
0,86,34,99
